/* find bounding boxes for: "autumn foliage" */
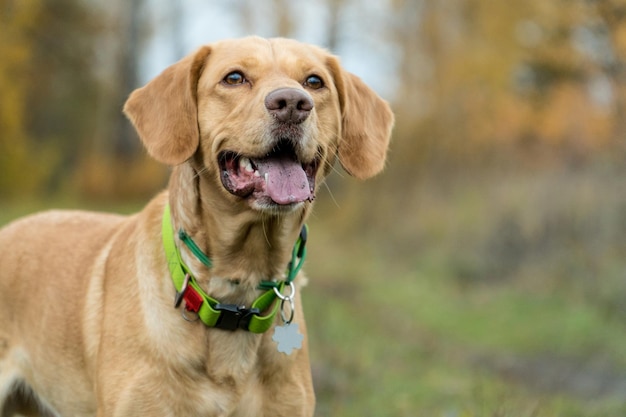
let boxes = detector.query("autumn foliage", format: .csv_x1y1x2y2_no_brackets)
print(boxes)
1,0,625,199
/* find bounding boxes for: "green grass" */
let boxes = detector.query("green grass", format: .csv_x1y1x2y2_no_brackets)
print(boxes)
304,165,626,417
304,234,626,416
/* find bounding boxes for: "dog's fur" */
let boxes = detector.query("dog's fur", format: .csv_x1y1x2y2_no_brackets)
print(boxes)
0,37,393,417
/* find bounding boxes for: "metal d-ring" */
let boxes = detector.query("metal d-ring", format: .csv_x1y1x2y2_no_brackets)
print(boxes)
274,282,296,324
182,308,200,322
273,282,296,301
279,298,295,324
173,273,191,308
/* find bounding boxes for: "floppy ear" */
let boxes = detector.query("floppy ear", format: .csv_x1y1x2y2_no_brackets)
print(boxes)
328,57,394,179
123,46,211,165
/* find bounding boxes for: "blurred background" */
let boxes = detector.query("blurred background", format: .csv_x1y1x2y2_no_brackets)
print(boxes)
1,0,626,415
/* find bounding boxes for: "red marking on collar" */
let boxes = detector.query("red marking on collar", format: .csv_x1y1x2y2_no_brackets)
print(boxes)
184,287,203,313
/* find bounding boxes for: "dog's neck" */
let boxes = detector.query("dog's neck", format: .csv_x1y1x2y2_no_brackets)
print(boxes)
167,163,309,302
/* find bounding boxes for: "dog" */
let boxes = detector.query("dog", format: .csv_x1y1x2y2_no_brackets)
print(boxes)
0,36,393,417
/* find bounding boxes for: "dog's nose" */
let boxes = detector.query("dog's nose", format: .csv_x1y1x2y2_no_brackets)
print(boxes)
265,88,313,124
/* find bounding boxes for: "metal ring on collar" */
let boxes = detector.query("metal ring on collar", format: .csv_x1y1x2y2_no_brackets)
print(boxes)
280,298,295,324
273,282,296,301
174,273,191,308
182,309,200,322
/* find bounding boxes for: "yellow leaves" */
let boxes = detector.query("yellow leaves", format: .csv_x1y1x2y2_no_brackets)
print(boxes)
613,24,626,58
0,0,48,197
73,153,167,200
0,0,42,64
534,83,613,150
390,0,626,170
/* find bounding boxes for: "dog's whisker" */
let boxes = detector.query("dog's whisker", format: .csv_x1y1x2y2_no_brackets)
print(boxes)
330,165,346,179
261,213,272,247
190,166,209,182
324,157,345,179
322,181,340,209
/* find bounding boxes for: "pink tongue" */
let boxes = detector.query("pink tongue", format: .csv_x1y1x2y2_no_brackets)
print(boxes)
255,156,312,204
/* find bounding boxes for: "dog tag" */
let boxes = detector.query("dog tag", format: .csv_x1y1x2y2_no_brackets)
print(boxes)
272,323,303,355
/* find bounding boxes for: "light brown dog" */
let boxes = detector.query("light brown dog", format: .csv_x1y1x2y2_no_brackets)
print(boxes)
0,37,393,417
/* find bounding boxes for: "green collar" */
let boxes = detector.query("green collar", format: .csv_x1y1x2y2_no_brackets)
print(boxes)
161,203,307,333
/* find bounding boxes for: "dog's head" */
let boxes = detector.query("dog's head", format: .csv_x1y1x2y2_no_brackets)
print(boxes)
124,37,393,214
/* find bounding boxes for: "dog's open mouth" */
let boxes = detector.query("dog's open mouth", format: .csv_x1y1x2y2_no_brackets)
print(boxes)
219,141,318,206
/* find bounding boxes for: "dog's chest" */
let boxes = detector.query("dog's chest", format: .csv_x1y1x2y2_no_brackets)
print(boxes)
153,338,267,416
163,353,308,417
161,374,274,417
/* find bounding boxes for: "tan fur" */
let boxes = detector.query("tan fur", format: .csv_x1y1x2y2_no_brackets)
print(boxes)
0,37,393,417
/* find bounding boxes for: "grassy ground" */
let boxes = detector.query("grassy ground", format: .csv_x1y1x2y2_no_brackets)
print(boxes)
305,164,626,416
1,164,625,416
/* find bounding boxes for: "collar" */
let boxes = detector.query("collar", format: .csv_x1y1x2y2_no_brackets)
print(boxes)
161,203,307,333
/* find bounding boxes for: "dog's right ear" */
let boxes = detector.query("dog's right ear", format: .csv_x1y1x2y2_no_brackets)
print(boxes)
124,46,211,165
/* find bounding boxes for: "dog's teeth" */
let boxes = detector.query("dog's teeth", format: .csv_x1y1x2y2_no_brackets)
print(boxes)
254,170,260,177
239,157,254,173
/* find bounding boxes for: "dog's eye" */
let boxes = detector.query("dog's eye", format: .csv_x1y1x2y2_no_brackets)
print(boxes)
223,71,246,85
304,75,324,90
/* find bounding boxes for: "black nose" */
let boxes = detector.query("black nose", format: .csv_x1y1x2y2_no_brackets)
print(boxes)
264,88,314,124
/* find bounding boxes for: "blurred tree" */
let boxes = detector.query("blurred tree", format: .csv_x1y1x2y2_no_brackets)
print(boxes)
0,0,43,197
0,0,103,197
507,0,626,162
82,0,146,161
325,0,347,51
112,0,143,159
3,0,625,202
387,0,626,177
78,0,173,199
232,0,348,50
273,0,294,38
594,0,626,150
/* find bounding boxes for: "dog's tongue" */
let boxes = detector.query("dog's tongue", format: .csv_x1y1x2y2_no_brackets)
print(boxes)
255,155,311,204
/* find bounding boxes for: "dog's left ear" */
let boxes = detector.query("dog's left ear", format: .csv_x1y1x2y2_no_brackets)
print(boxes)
327,56,394,180
124,46,211,165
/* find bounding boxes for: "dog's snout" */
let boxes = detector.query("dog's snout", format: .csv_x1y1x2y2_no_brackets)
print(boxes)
265,88,313,124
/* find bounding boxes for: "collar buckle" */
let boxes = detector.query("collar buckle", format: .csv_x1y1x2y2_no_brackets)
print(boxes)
214,304,261,331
